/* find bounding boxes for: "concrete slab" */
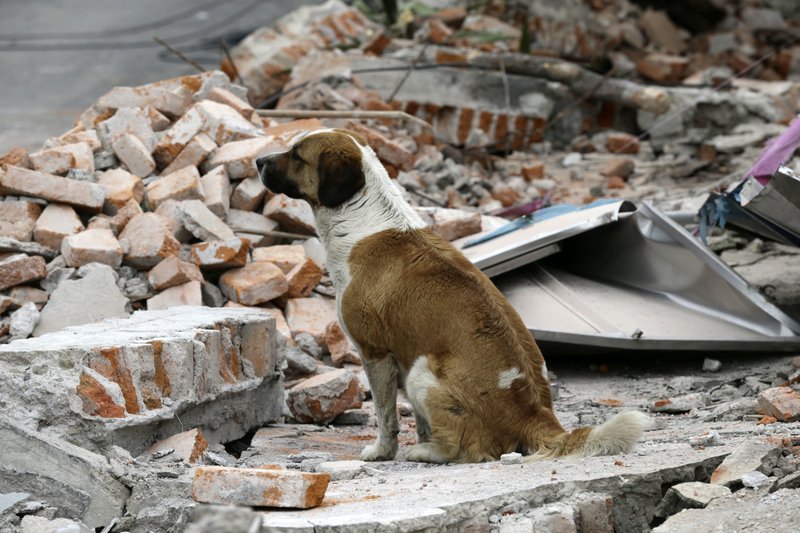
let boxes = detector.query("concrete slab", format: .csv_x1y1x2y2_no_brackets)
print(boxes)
256,443,727,532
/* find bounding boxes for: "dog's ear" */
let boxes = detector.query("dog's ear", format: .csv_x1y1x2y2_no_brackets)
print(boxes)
317,149,365,207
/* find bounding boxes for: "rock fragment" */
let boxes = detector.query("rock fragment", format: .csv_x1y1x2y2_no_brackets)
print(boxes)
146,428,208,464
263,194,316,235
0,201,41,241
287,368,362,423
191,238,250,270
0,254,47,291
0,166,105,213
61,229,123,269
758,387,800,422
147,280,203,310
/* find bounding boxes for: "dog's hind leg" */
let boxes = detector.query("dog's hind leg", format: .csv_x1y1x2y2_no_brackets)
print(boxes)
360,352,400,461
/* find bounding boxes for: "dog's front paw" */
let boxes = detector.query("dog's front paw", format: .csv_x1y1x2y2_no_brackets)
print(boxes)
360,440,397,461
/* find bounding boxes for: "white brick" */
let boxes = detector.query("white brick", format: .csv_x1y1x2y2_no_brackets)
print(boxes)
263,194,316,235
195,100,261,145
61,229,123,268
147,280,203,310
145,166,204,210
200,166,230,219
153,105,205,166
29,142,95,176
34,204,84,250
111,134,156,178
204,137,284,179
0,165,105,212
97,168,144,214
97,107,157,152
161,133,217,176
177,200,235,241
230,175,268,211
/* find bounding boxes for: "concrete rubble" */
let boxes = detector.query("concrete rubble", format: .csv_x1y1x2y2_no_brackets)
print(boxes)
2,0,800,531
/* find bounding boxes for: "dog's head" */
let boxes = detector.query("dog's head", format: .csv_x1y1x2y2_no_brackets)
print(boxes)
256,129,367,208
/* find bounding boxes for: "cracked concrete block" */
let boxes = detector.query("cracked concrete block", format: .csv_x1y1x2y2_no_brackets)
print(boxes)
33,204,84,251
219,261,287,305
192,466,329,508
571,492,614,533
19,516,91,533
177,200,235,241
0,254,47,291
654,482,731,518
118,213,181,269
0,166,105,213
263,194,316,235
147,280,203,310
161,133,217,177
34,266,129,337
145,165,205,210
97,168,144,214
252,244,306,273
61,229,123,269
191,238,250,270
111,133,156,178
29,142,95,176
0,414,129,528
287,368,361,424
200,165,230,219
0,201,41,242
0,307,282,457
147,256,203,290
710,440,781,487
285,297,337,346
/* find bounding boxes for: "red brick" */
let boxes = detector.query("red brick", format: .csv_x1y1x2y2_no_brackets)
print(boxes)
119,213,181,269
521,162,545,181
76,368,126,418
191,238,250,270
758,387,800,422
0,254,47,291
147,280,203,310
219,262,288,305
147,256,203,290
192,466,329,508
285,297,338,346
0,201,42,241
88,346,143,415
263,194,316,235
345,122,414,171
607,133,640,154
287,368,362,423
325,322,361,367
1,165,105,213
286,258,324,298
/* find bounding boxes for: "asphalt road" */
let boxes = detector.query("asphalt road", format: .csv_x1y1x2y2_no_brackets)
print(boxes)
0,0,312,153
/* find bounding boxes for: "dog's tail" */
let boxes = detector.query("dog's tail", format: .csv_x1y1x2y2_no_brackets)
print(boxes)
527,411,651,461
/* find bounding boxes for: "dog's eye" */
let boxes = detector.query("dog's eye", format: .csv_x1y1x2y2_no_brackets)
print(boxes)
291,150,302,162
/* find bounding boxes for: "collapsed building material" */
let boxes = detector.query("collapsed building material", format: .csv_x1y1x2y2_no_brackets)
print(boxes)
461,201,800,352
0,307,282,456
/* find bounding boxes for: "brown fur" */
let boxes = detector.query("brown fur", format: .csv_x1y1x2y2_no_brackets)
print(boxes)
257,129,645,463
342,228,598,462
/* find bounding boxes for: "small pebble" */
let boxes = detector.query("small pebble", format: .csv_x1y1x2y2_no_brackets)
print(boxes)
703,358,722,372
741,470,772,489
500,452,523,465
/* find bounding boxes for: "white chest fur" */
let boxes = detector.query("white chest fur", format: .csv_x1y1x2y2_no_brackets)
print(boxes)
313,143,425,306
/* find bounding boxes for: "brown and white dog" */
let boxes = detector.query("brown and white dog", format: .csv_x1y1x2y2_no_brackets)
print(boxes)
256,129,649,463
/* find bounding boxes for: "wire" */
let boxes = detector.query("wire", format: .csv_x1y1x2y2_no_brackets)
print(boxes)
0,0,265,52
0,0,232,41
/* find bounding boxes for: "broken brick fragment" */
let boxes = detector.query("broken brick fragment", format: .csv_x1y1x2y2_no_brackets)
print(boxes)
192,466,330,508
146,428,208,464
287,368,362,423
758,387,800,422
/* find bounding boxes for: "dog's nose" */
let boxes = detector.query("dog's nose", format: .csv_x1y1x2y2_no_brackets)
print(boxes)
255,156,271,175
